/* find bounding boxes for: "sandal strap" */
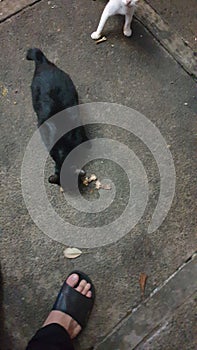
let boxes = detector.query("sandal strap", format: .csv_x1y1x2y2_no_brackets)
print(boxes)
52,271,95,328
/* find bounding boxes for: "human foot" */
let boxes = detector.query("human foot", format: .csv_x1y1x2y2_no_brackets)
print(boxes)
43,273,93,339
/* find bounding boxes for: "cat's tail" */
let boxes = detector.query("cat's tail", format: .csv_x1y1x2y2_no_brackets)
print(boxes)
26,48,49,64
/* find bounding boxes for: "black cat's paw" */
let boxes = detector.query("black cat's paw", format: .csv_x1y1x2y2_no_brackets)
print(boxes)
48,174,60,185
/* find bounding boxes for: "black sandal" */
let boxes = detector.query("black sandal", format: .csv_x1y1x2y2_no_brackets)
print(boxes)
52,270,95,329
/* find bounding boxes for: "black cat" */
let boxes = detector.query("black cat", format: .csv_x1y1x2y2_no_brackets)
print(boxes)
26,48,88,188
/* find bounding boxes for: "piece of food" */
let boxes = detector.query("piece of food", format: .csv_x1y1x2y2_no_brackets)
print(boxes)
96,36,107,44
1,86,8,97
82,173,111,190
82,177,89,186
95,180,111,190
88,174,97,182
100,183,111,190
95,180,101,189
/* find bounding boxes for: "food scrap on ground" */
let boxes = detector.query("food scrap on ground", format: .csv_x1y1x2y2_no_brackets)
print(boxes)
95,180,101,189
88,174,97,182
83,174,111,191
95,180,111,190
101,183,111,190
1,85,8,97
96,36,107,44
82,177,89,186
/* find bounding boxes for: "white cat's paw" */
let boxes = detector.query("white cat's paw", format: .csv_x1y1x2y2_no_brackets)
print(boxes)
91,31,101,40
123,28,132,37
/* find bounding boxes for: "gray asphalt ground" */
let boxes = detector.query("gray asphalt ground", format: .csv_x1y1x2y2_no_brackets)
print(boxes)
0,1,196,349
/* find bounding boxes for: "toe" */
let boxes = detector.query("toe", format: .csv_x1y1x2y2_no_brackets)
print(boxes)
66,274,79,288
86,290,92,298
81,282,91,296
66,275,92,298
76,279,87,293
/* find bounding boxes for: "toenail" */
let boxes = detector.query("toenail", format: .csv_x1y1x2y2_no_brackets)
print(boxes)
71,274,78,281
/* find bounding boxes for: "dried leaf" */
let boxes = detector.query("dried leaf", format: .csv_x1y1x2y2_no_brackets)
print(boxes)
63,247,82,259
139,273,148,298
60,186,64,193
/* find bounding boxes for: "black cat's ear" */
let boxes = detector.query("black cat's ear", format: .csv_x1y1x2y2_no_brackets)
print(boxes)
26,48,47,64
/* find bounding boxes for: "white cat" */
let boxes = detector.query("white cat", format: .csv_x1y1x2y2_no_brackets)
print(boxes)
91,0,138,40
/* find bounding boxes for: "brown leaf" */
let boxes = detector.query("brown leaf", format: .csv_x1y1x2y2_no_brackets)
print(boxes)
139,273,148,298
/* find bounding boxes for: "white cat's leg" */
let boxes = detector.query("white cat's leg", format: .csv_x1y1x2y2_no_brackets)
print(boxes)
91,3,114,40
123,8,134,37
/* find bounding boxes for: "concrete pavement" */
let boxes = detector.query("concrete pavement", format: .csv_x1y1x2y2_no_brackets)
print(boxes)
0,1,196,349
147,0,197,51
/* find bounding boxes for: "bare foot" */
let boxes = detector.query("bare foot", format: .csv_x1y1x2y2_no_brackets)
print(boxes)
43,274,92,339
